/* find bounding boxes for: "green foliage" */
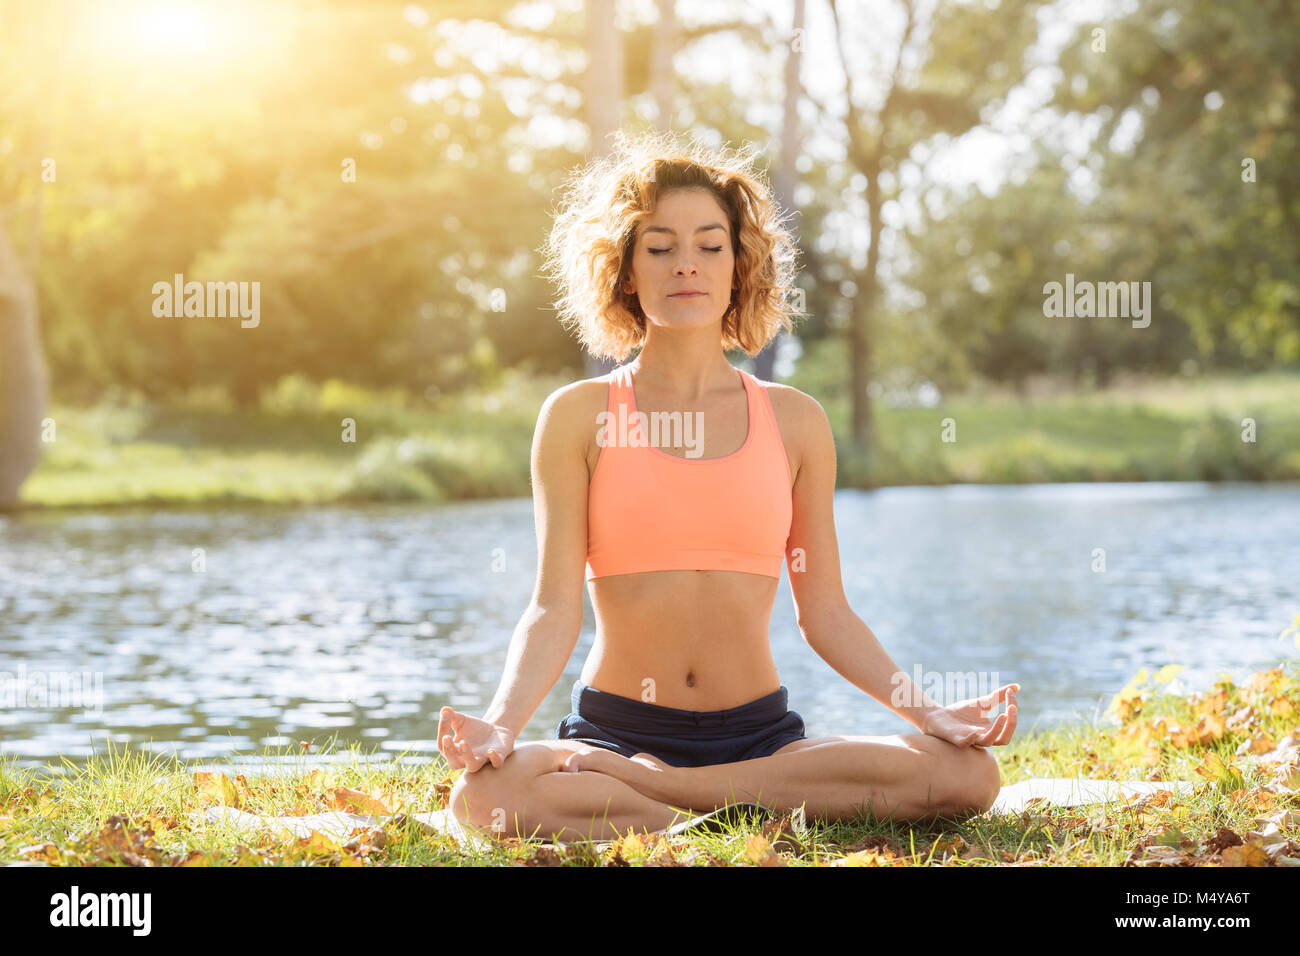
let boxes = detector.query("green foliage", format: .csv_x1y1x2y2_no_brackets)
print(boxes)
343,433,525,501
1176,412,1287,481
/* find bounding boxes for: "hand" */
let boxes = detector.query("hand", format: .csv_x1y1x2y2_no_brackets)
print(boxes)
561,748,683,806
438,706,516,773
920,683,1019,749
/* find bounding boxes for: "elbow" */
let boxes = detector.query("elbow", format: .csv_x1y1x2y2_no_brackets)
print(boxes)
796,604,852,647
528,600,583,644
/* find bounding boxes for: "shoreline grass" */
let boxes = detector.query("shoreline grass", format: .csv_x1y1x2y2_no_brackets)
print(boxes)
4,635,1298,867
12,370,1300,511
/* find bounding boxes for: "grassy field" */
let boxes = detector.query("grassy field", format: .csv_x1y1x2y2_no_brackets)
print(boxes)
16,370,1300,509
3,635,1298,866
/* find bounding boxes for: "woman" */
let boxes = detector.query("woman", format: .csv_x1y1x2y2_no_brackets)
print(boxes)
440,131,1018,843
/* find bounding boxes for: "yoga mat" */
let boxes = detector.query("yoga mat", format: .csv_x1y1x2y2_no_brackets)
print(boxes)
189,776,1200,848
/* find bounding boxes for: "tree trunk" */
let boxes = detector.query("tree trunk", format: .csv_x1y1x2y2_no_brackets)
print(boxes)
584,0,625,379
755,0,805,384
0,222,48,508
651,0,676,132
851,158,881,451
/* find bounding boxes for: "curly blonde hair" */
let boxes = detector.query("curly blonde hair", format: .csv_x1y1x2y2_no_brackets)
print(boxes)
540,129,802,362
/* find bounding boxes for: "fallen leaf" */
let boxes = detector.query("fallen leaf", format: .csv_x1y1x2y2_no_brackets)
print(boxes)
932,834,968,859
325,786,391,815
1220,841,1269,867
1245,668,1283,694
523,844,566,866
17,843,60,864
193,771,244,809
833,849,886,866
1193,687,1229,717
743,833,784,866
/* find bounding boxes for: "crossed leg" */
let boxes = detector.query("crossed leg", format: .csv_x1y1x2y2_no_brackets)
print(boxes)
446,740,698,843
447,732,1002,843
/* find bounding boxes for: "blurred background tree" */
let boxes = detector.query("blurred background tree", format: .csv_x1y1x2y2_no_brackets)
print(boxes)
0,0,1296,504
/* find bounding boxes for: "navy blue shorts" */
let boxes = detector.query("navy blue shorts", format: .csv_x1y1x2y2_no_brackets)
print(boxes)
554,679,807,768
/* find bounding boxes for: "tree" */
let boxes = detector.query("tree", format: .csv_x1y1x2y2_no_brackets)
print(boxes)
820,0,1047,450
1051,0,1300,367
755,0,806,384
583,0,628,379
0,221,47,507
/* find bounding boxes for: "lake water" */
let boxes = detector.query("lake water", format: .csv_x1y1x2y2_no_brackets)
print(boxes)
1,482,1297,772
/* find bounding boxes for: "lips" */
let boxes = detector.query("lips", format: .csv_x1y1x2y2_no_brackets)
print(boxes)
669,291,706,297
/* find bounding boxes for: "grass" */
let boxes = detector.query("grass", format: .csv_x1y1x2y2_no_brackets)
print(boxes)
833,370,1300,487
4,629,1299,867
14,370,1300,509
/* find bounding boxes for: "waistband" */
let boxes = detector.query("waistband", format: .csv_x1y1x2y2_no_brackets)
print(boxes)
570,678,789,733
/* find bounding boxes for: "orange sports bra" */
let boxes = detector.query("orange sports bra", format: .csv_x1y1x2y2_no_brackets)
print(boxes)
585,363,794,581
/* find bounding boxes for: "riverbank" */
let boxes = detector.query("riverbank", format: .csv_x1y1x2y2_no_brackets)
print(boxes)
15,370,1300,509
3,637,1298,866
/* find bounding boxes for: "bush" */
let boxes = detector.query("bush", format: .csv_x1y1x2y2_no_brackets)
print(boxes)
343,433,527,501
343,441,443,502
1176,412,1282,480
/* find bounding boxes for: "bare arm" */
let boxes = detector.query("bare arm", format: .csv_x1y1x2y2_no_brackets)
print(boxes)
785,393,942,730
439,381,591,771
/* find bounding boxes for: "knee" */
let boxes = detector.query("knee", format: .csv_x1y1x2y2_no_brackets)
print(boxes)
958,747,1002,814
445,745,558,832
447,762,519,833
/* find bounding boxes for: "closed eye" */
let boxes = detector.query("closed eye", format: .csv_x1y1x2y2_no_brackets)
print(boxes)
649,247,725,254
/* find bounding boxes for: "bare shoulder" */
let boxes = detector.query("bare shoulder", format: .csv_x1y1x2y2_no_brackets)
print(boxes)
750,376,835,479
533,372,613,475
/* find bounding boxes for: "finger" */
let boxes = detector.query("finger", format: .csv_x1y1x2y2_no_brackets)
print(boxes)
987,690,1017,745
448,735,472,768
445,707,465,734
996,699,1018,744
439,733,463,768
973,712,1007,746
457,738,486,773
486,747,504,769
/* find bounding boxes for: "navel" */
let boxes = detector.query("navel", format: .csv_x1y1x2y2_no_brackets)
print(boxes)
684,671,695,688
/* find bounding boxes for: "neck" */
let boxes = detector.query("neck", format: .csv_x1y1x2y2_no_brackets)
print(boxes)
628,335,737,401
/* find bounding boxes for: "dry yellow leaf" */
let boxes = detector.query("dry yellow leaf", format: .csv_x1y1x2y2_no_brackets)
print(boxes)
192,771,244,809
1221,841,1270,867
743,833,783,866
18,843,60,863
614,831,649,862
1193,687,1229,717
834,849,886,866
1270,762,1300,792
1192,752,1237,783
1238,733,1276,756
1246,668,1283,694
324,786,391,815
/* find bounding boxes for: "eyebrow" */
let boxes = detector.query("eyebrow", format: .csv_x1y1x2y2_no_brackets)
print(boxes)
642,223,727,236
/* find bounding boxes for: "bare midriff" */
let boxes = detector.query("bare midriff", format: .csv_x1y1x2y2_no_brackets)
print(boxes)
581,570,784,711
579,377,793,712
